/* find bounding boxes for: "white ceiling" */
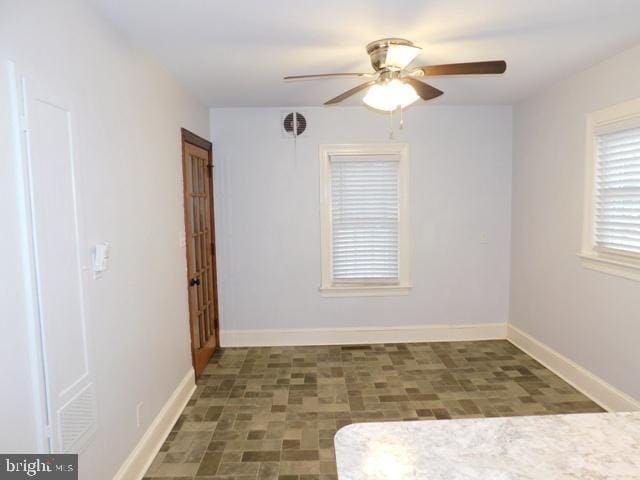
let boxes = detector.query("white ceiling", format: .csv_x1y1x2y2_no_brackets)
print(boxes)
90,0,640,107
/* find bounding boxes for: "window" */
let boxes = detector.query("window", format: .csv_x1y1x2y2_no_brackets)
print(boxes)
319,144,410,296
580,98,640,281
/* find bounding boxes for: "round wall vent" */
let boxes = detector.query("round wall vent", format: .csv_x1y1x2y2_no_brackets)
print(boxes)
283,112,307,136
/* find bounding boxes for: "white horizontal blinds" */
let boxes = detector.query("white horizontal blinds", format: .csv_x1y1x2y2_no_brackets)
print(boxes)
595,126,640,253
330,154,400,282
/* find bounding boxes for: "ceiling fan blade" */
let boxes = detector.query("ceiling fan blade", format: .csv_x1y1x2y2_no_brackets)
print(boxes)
414,60,507,76
284,72,373,80
403,78,444,101
324,80,377,105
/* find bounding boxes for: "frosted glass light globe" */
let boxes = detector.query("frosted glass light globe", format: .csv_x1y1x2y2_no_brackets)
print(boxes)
363,79,419,112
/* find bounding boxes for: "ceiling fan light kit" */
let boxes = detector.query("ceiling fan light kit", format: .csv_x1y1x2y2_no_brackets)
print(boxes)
363,79,419,112
284,37,507,131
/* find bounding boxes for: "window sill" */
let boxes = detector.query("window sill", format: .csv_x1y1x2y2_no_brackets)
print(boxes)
577,252,640,282
319,284,412,297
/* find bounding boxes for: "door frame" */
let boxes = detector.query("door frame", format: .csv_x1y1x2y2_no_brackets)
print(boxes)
180,128,220,374
6,60,51,452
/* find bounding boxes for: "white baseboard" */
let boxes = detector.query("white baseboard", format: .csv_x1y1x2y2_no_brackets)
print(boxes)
220,323,508,347
113,368,196,480
506,324,640,413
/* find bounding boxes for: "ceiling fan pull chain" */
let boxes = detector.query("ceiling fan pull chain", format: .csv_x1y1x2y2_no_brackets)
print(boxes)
399,105,404,130
389,109,394,140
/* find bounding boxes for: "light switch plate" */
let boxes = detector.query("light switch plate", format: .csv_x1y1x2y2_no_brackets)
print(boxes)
92,242,110,279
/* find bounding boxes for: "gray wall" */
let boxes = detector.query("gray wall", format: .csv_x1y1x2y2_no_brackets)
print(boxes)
210,106,513,332
510,43,640,400
0,0,208,476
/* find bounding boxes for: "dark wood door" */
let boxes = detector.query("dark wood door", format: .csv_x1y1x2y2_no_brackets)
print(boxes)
181,129,219,376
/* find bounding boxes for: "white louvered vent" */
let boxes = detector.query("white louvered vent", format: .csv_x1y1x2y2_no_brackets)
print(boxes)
594,126,640,254
58,383,97,452
330,155,400,282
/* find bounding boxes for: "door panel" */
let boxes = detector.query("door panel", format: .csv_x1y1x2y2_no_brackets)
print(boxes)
181,132,219,376
21,75,97,453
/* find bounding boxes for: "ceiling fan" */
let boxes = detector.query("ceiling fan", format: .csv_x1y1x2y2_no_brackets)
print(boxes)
284,38,507,112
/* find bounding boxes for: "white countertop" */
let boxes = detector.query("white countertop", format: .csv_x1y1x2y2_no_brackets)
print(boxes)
334,412,640,479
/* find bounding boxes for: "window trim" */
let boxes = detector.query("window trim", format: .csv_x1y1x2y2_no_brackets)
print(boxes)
579,97,640,281
319,143,411,297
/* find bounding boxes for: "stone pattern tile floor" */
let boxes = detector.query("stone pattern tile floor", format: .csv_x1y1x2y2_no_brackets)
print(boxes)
143,340,603,480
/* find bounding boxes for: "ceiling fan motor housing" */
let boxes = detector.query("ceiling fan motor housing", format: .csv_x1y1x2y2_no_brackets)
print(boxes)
366,38,421,71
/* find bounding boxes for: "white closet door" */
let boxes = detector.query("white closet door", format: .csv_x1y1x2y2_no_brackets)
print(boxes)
21,76,97,453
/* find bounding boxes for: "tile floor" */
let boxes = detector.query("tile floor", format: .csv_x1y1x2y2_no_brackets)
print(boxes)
143,340,603,480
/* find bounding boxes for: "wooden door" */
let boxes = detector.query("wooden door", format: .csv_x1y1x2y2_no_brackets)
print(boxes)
181,129,219,376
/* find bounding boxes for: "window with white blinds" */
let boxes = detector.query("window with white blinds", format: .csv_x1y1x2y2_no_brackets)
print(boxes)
320,144,410,296
594,127,640,254
330,155,400,282
581,98,640,282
